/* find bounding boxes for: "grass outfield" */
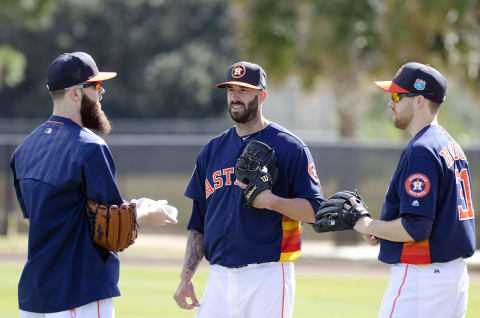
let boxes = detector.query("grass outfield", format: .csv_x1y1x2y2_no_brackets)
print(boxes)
1,264,479,317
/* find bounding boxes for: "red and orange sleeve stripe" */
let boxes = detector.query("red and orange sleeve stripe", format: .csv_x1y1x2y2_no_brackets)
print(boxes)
400,239,431,264
279,216,302,262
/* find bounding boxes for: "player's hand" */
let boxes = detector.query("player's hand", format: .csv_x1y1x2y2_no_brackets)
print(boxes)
344,197,372,231
234,179,273,209
173,279,200,310
151,204,178,225
343,197,359,211
363,234,379,245
132,198,178,226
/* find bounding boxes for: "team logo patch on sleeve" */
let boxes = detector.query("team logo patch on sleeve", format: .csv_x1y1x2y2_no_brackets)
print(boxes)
308,162,320,184
405,173,430,198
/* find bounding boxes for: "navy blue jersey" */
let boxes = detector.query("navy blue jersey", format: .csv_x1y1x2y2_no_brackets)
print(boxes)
379,125,475,264
10,116,123,313
185,123,323,266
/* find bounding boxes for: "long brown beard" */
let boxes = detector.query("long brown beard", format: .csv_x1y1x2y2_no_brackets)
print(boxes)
228,95,259,124
80,92,111,134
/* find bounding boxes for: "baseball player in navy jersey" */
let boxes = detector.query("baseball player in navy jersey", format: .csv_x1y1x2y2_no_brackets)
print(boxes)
350,62,475,318
10,52,176,318
173,61,324,317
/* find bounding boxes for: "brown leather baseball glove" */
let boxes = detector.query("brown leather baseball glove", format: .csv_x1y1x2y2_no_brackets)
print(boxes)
86,199,139,252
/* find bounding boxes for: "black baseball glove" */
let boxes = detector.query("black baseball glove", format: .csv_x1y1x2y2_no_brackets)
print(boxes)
313,190,370,233
235,140,278,209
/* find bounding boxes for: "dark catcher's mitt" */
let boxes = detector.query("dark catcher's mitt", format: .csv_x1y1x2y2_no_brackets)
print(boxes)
235,140,278,209
86,199,139,252
313,190,370,233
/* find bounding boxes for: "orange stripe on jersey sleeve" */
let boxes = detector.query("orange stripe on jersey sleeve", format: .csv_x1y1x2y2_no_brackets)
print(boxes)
400,239,431,264
282,227,302,238
279,250,301,262
282,220,301,231
279,216,302,262
281,234,302,252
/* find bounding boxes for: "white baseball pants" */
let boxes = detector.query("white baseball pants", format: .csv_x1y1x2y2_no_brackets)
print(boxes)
196,262,295,318
378,258,469,318
20,298,114,318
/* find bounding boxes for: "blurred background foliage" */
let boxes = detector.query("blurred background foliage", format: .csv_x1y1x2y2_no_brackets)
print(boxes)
0,0,236,118
0,0,479,140
236,0,480,138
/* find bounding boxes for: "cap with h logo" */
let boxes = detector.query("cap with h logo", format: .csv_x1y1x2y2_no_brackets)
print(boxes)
46,52,117,91
375,62,447,103
216,61,267,90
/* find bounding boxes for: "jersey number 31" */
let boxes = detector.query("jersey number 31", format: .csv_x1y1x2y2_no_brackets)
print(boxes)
456,168,474,220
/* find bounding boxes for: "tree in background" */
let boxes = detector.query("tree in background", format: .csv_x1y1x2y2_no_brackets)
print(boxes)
1,0,479,125
0,0,236,119
234,0,480,137
0,0,55,90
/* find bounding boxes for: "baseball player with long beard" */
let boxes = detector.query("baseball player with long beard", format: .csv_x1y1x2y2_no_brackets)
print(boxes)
352,62,475,318
10,52,177,317
173,61,324,318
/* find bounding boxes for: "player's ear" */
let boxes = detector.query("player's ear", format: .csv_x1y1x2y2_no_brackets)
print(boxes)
259,89,267,103
414,95,426,110
66,87,82,103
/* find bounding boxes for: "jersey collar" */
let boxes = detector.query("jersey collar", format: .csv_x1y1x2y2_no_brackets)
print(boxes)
47,115,80,128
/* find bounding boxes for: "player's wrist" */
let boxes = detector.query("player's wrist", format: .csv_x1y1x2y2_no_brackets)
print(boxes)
180,269,194,282
353,215,373,233
261,190,277,210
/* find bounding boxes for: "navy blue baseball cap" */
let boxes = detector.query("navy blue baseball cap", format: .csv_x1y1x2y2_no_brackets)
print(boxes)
46,52,117,91
375,62,447,103
216,61,267,90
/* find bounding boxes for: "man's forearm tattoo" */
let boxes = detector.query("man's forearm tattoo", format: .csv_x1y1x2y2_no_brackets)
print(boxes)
183,230,204,275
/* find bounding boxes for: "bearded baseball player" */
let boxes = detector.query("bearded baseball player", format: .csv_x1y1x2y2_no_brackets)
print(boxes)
173,61,324,317
10,52,176,317
349,63,475,317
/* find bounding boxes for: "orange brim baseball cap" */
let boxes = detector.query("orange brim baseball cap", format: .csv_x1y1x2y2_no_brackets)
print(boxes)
46,52,117,91
216,61,267,90
375,62,447,103
87,72,117,82
374,80,409,93
216,80,262,90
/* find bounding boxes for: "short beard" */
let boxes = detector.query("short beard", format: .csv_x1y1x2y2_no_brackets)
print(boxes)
393,104,414,130
228,95,259,124
80,92,111,134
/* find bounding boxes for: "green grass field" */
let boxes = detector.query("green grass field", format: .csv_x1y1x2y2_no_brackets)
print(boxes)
1,263,479,318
